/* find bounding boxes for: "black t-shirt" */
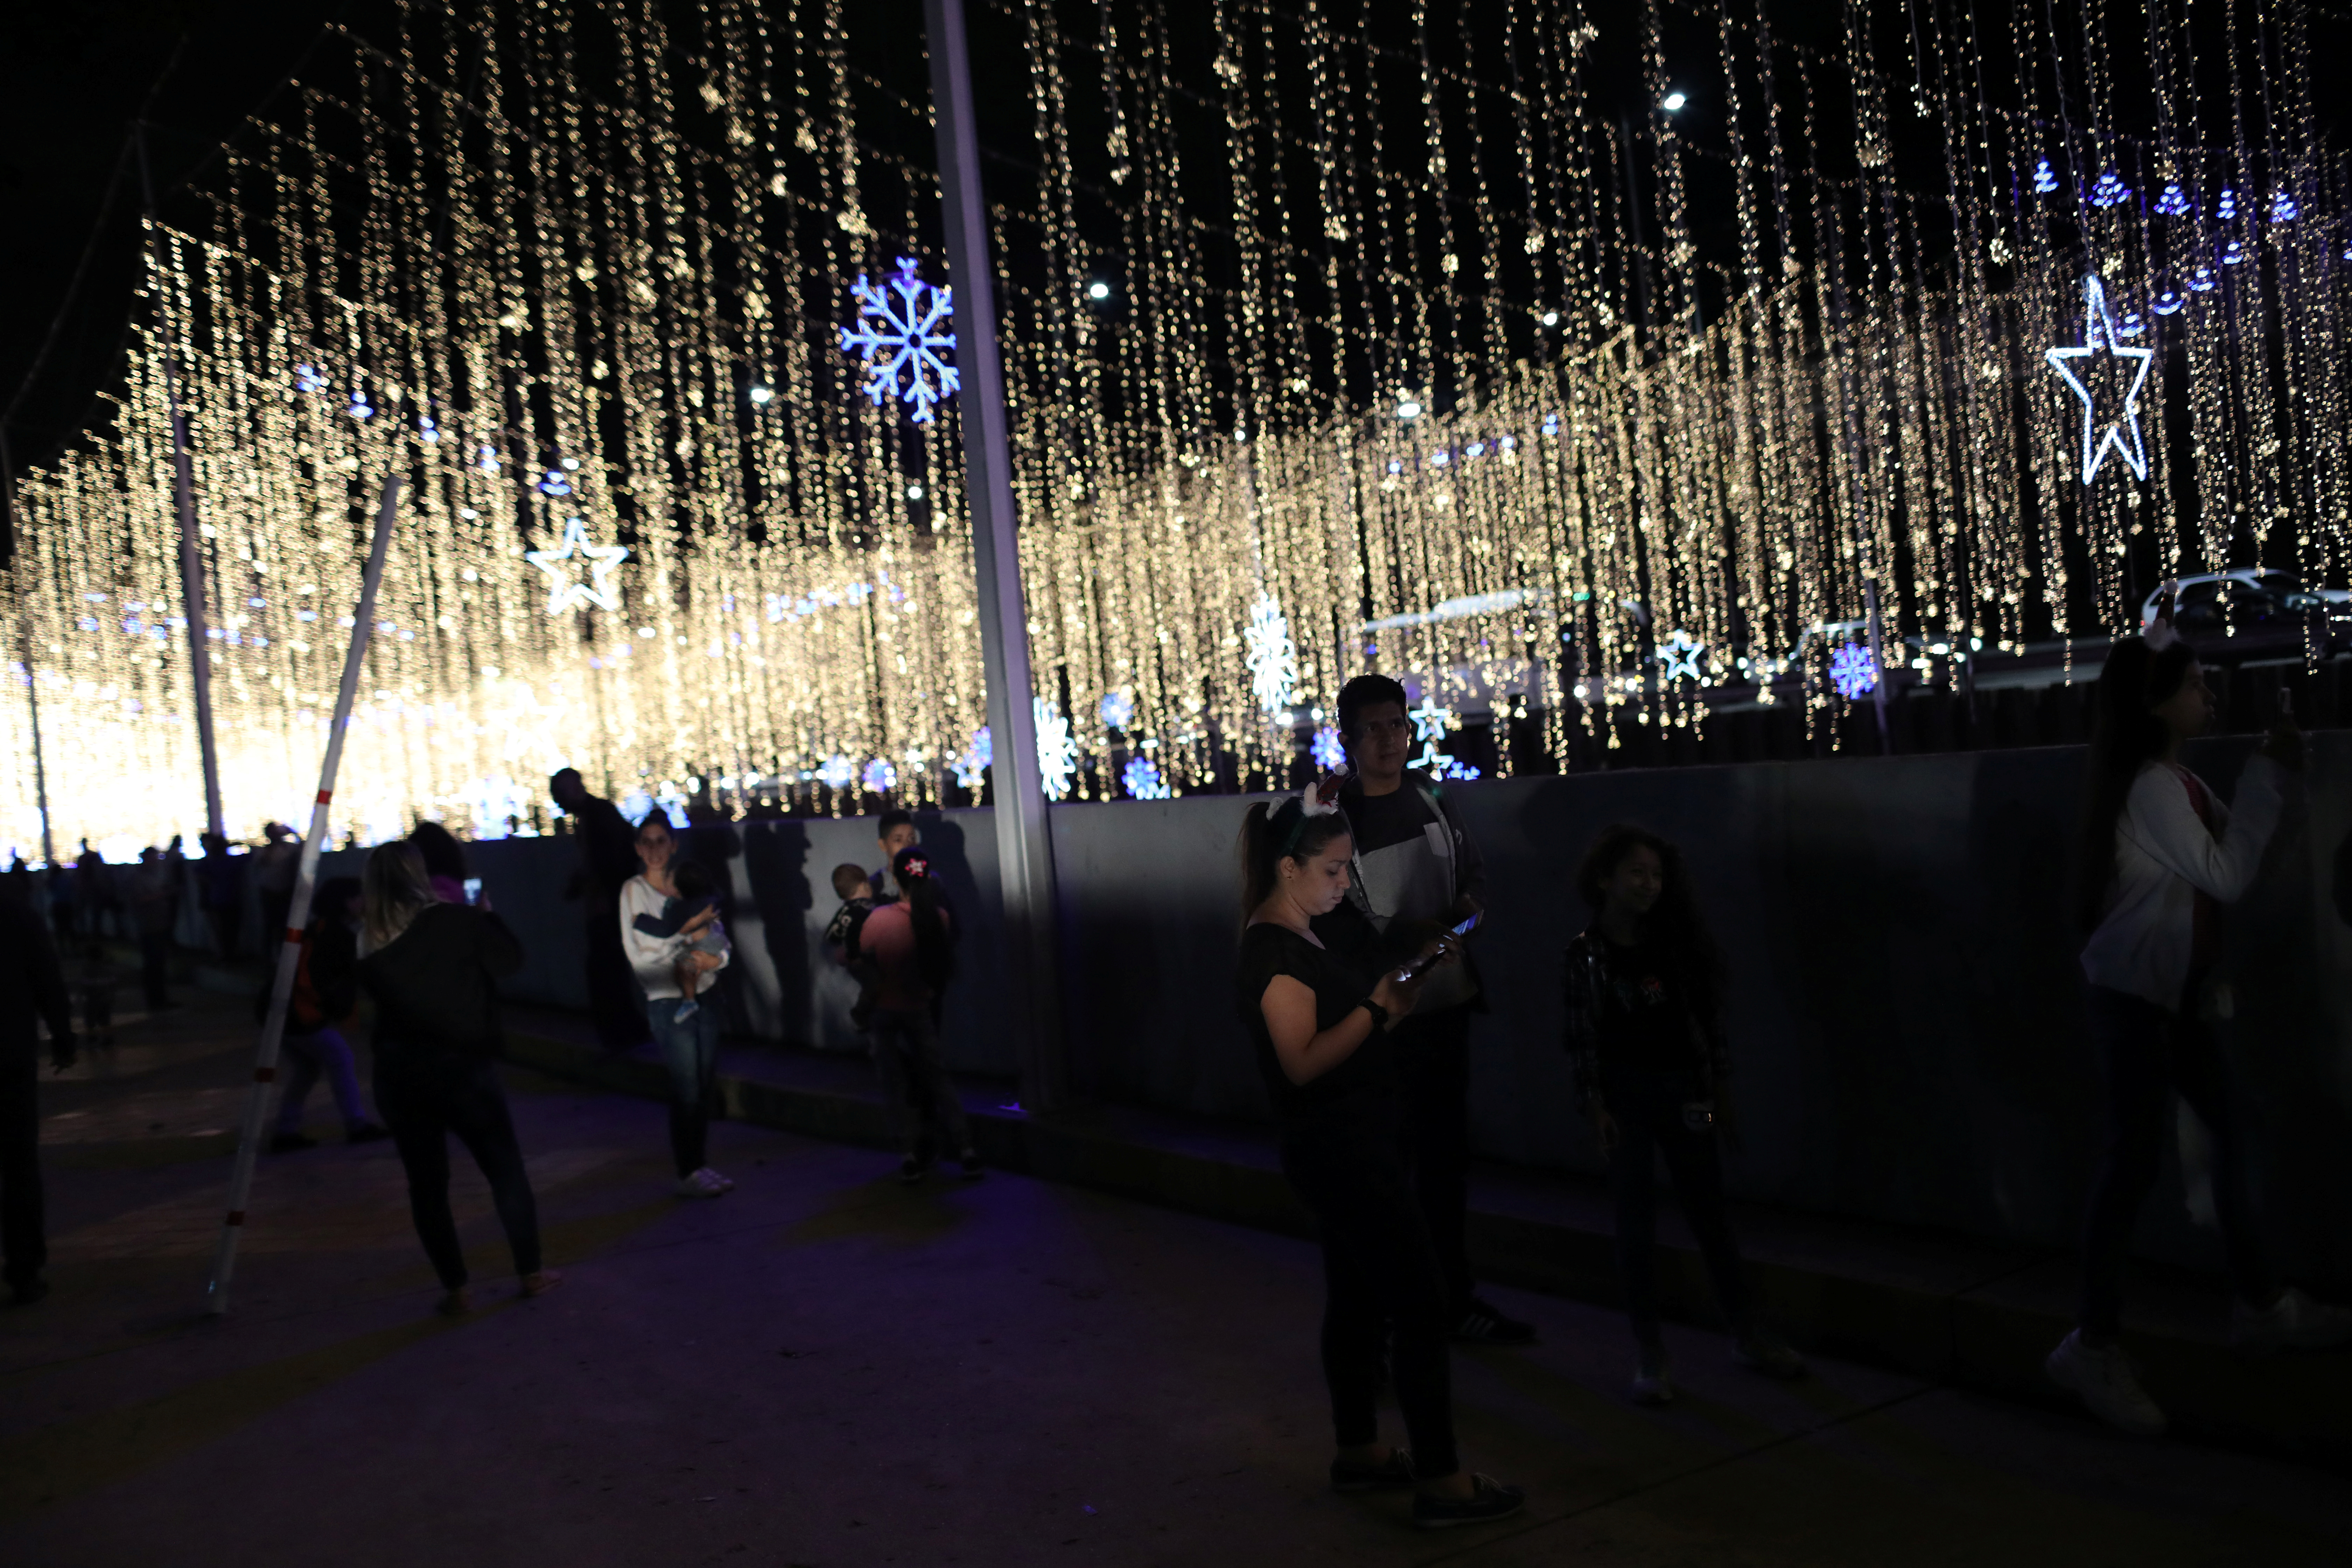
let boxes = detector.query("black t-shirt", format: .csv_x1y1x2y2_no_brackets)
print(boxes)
1236,922,1392,1119
1344,784,1439,856
1595,933,1704,1077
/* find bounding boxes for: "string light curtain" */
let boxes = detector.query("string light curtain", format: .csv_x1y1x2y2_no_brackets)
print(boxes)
4,0,2345,856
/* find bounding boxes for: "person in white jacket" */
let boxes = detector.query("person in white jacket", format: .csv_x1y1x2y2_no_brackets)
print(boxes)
2046,623,2350,1437
622,813,734,1199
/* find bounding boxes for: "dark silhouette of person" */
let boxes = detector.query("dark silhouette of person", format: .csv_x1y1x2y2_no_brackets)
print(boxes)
1,882,77,1305
551,768,645,1051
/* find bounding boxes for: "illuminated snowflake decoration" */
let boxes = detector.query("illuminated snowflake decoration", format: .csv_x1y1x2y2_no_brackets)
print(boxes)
816,755,856,790
1100,689,1135,729
1829,643,1879,701
1312,726,1346,770
1035,698,1078,800
2045,273,2154,485
2154,183,2191,217
838,257,959,425
1244,593,1298,716
952,727,992,793
1656,629,1706,683
862,759,898,793
1404,698,1478,778
2270,190,2300,224
2031,158,2059,195
1122,756,1171,800
2088,170,2130,208
525,516,631,614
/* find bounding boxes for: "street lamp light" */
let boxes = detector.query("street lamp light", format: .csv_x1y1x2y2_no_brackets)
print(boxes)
1086,280,1111,301
749,384,774,405
1395,396,1423,421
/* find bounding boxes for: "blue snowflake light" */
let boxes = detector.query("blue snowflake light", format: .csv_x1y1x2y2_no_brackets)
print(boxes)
2218,188,2238,221
295,364,328,394
2031,158,2060,195
2154,183,2191,217
1099,690,1135,729
1829,643,1879,700
862,758,898,793
1312,726,1347,771
839,257,959,425
816,755,855,790
952,727,992,793
2222,239,2247,266
2269,190,2299,224
1122,756,1172,800
2089,170,2130,208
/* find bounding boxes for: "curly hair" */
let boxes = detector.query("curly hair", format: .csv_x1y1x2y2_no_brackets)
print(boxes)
1574,822,1724,1012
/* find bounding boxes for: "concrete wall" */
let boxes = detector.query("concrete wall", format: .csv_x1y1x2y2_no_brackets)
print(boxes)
325,735,2352,1286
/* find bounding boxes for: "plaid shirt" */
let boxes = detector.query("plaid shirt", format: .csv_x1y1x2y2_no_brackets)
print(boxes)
1561,929,1731,1112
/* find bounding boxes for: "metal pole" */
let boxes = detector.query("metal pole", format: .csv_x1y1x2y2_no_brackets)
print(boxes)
136,124,225,844
206,474,400,1316
1864,575,1893,754
925,0,1067,1114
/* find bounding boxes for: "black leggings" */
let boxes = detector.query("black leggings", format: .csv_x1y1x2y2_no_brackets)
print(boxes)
1282,1093,1460,1478
1605,1067,1752,1351
1395,1007,1475,1317
374,1050,542,1289
2078,982,2273,1337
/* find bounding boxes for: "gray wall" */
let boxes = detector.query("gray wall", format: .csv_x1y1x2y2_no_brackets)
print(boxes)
337,737,2352,1286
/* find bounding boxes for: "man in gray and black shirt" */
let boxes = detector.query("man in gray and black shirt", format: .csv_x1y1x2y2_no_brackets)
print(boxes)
1311,674,1535,1346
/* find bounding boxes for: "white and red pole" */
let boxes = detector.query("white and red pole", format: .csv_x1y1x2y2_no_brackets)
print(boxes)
205,472,402,1316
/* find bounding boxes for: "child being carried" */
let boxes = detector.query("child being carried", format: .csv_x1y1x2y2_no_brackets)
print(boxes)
631,860,729,1021
821,863,881,1030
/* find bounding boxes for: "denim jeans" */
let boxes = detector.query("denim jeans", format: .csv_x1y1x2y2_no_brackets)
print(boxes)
1604,1064,1752,1351
276,1026,369,1136
2078,981,2274,1336
648,995,722,1176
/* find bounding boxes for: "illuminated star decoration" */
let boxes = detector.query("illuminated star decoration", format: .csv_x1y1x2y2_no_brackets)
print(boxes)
2044,274,2155,485
525,516,631,613
838,257,959,424
1829,643,1879,701
1407,697,1480,780
1657,628,1706,683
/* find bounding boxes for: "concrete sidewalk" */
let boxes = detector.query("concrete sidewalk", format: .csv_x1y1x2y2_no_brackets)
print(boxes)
502,1012,2352,1469
5,988,2351,1566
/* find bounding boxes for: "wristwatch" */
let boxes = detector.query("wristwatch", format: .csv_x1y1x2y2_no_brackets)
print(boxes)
1359,997,1394,1032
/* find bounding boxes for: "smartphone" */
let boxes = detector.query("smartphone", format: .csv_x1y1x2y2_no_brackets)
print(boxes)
462,877,483,905
1396,912,1482,982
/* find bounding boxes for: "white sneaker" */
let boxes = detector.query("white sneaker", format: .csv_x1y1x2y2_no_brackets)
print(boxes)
674,1171,723,1198
2045,1329,2166,1436
2232,1287,2352,1354
696,1166,736,1193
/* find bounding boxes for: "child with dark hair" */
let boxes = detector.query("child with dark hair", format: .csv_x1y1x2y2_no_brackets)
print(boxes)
859,845,977,1182
630,860,728,1022
2044,618,2345,1437
822,862,881,1030
1563,822,1802,1404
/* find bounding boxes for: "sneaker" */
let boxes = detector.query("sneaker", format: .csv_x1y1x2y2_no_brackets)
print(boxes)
898,1157,927,1184
270,1132,318,1154
1631,1349,1676,1406
1328,1447,1415,1492
1735,1326,1808,1379
1412,1474,1526,1530
674,999,700,1022
695,1166,736,1193
674,1171,724,1198
347,1122,391,1144
1451,1297,1537,1345
2232,1287,2352,1354
956,1150,985,1181
2045,1329,2166,1437
520,1269,564,1298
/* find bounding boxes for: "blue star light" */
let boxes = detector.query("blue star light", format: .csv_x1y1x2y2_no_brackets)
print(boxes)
2044,274,2155,485
1656,629,1706,683
1829,643,1878,701
839,257,960,425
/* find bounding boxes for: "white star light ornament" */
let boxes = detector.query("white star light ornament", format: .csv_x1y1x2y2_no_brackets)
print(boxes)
526,517,631,614
1657,629,1705,683
2045,274,2154,485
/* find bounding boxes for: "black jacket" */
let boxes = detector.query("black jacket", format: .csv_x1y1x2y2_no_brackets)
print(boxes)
0,894,74,1065
356,903,524,1057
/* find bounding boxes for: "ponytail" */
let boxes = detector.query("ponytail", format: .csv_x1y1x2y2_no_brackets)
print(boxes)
893,845,954,993
1237,796,1349,919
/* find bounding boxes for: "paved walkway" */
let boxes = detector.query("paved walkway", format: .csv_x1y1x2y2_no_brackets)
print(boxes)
4,991,2348,1567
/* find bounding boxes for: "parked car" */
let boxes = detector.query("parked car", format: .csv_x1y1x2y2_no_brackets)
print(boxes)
2141,570,2352,660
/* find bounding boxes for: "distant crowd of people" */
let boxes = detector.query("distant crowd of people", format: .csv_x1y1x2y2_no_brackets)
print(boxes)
3,610,2347,1534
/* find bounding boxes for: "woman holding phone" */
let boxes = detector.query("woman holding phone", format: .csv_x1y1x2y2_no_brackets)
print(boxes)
1237,790,1524,1531
621,813,734,1199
